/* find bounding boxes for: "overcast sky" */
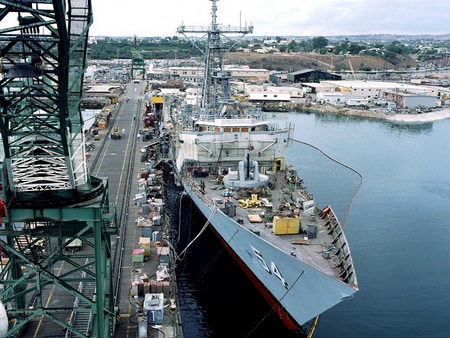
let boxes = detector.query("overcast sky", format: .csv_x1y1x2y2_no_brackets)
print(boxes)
90,0,450,38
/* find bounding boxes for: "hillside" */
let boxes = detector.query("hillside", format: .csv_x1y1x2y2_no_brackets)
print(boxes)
224,52,417,73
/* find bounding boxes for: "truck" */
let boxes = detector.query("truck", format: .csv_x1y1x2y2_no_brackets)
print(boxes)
111,126,121,139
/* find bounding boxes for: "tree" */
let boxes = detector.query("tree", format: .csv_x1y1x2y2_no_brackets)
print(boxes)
386,40,407,54
287,40,299,53
312,36,328,50
279,45,287,53
348,43,364,55
383,50,398,65
334,38,350,55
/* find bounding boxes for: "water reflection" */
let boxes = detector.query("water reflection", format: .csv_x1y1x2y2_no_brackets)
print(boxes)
388,121,433,134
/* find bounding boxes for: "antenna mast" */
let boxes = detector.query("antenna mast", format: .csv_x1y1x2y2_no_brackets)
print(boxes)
177,0,253,114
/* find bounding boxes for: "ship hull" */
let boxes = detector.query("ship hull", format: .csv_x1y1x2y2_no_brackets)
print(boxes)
199,207,299,330
180,177,357,329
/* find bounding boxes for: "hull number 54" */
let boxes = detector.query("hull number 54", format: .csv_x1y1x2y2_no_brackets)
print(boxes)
251,245,288,288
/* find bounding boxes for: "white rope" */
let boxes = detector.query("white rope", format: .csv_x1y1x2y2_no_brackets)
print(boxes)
174,206,218,261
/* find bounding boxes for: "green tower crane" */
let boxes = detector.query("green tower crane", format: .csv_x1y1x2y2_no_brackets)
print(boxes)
131,35,145,80
0,1,118,337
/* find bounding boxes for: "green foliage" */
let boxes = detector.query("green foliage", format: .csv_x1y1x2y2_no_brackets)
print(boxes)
383,50,398,65
364,49,382,57
311,36,328,50
416,45,450,62
87,36,431,71
88,37,201,60
333,38,350,55
348,43,364,55
278,45,287,53
287,40,299,52
385,40,411,54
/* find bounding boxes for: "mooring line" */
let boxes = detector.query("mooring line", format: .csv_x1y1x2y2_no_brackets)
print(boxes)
292,139,363,228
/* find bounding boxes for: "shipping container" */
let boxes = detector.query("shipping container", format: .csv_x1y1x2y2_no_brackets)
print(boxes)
272,216,300,235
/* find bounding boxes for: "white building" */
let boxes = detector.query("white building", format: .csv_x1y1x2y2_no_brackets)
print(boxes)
245,84,304,102
248,91,290,102
318,80,442,109
159,88,181,96
166,65,270,83
320,80,442,98
382,90,437,109
346,98,370,106
316,92,369,107
169,66,204,83
225,66,270,82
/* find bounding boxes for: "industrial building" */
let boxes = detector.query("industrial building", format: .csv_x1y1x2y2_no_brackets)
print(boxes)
310,80,449,109
243,84,304,103
382,90,437,109
168,66,204,83
287,69,342,83
226,66,270,82
167,65,270,83
83,85,123,108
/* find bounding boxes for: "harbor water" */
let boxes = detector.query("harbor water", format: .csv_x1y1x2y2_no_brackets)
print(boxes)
173,111,450,338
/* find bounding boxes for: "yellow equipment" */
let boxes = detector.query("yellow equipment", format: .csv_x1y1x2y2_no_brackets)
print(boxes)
239,194,261,208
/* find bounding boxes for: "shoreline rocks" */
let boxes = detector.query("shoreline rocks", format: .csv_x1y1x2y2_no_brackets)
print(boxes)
261,102,450,124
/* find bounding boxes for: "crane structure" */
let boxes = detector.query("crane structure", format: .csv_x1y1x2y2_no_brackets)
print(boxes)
131,35,145,80
0,1,118,337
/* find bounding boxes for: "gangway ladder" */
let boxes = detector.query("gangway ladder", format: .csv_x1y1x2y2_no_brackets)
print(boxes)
65,260,97,338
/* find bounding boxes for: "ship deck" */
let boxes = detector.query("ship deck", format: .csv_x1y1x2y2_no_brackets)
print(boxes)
186,170,354,284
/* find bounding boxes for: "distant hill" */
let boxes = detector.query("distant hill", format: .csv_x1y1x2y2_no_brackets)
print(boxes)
250,33,450,42
224,52,417,73
328,33,450,42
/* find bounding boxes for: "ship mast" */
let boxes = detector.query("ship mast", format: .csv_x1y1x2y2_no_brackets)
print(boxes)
177,0,253,115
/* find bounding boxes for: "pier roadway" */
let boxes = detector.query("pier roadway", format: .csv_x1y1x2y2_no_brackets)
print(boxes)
90,83,182,338
91,82,143,338
21,83,181,337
